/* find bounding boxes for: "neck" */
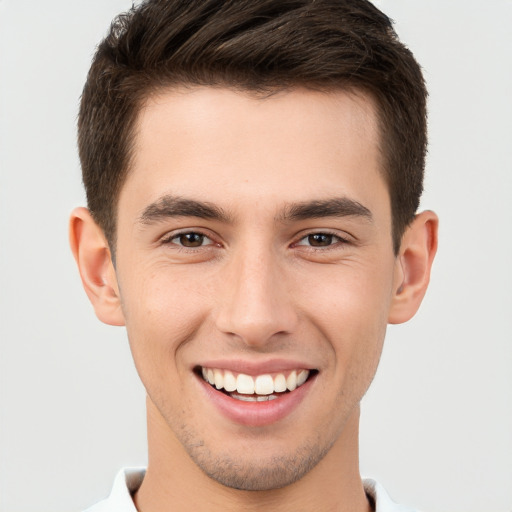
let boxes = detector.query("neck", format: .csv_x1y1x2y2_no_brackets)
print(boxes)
134,398,371,512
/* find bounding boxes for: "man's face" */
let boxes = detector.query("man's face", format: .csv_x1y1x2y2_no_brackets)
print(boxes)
114,87,401,490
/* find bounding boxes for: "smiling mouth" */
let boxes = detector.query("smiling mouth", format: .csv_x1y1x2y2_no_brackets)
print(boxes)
196,366,317,402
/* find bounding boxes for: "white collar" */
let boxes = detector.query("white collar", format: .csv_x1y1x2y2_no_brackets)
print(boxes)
363,478,419,512
85,468,418,512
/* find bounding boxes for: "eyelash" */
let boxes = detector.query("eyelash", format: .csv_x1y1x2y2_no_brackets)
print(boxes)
160,230,351,252
293,231,351,251
161,230,216,250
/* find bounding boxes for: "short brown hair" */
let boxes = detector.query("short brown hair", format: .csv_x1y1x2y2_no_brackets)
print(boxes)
78,0,427,254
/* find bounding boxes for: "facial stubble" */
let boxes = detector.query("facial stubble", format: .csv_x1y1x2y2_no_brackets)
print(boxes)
176,420,336,491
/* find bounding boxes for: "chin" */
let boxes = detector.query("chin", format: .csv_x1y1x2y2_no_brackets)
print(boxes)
185,436,333,491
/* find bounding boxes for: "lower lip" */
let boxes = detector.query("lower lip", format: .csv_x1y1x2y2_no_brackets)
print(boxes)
197,374,315,427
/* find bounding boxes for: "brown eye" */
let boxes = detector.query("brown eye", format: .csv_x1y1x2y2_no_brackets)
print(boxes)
171,232,210,247
307,233,334,246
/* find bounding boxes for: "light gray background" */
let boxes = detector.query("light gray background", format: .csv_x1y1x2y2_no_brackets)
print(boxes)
1,1,511,511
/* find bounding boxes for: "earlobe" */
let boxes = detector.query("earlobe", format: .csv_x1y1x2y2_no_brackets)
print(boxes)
388,210,438,324
69,207,125,326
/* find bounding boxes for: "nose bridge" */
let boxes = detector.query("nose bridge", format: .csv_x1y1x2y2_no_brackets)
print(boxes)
215,239,297,346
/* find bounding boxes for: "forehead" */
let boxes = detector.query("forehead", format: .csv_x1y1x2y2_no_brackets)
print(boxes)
123,86,387,218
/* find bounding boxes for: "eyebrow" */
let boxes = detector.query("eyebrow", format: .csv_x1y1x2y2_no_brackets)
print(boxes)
137,194,372,226
138,195,231,224
280,197,373,222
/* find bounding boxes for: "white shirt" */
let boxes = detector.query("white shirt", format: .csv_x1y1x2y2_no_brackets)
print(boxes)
84,468,418,512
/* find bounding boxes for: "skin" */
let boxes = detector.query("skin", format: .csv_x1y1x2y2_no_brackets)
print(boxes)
70,87,438,512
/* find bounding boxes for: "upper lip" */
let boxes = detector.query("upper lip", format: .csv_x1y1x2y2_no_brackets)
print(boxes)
195,358,316,376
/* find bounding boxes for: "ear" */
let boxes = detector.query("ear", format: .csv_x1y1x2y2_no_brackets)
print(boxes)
69,207,125,326
388,210,438,324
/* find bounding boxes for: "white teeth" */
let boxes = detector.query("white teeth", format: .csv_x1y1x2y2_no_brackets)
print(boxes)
223,370,237,392
286,371,297,391
274,373,287,392
254,374,274,395
236,373,255,394
201,367,311,396
230,393,278,402
214,369,223,389
297,369,309,387
234,393,255,402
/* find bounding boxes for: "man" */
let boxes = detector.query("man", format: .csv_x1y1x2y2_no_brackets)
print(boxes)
70,0,438,510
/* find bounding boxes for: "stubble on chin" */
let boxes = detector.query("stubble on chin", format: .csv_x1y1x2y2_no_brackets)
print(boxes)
178,426,334,491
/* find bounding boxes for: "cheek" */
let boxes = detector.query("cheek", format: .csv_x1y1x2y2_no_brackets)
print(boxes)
118,264,212,379
294,259,394,365
121,259,209,325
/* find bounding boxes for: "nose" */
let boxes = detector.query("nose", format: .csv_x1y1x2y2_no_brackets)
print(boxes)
214,244,298,348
